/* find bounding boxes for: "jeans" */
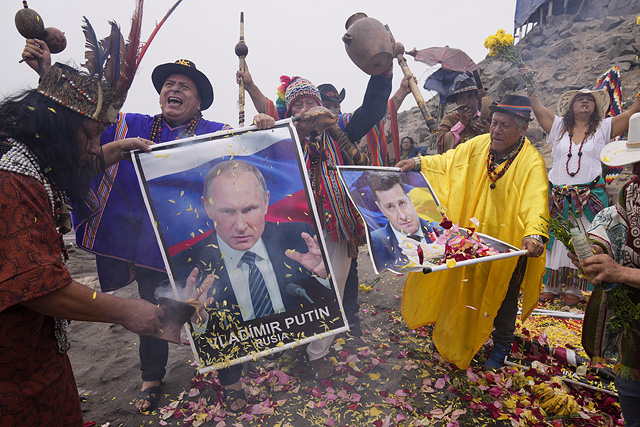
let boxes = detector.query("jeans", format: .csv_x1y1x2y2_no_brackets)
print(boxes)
342,257,360,323
616,376,640,427
492,257,527,347
135,266,169,382
217,364,244,387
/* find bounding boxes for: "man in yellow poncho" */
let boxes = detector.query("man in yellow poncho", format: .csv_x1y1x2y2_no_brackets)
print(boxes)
397,94,549,369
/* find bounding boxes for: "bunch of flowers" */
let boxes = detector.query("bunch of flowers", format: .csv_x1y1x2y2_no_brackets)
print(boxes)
540,214,640,338
483,29,516,58
484,29,536,95
538,213,576,253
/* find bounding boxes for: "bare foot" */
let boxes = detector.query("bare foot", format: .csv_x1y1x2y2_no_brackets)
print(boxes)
310,357,333,381
224,381,247,412
135,380,163,411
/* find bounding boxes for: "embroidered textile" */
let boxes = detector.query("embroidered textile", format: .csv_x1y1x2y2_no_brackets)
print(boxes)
72,112,230,291
585,177,640,379
0,163,81,425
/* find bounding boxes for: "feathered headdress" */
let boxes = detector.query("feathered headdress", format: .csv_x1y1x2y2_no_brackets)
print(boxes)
37,0,182,124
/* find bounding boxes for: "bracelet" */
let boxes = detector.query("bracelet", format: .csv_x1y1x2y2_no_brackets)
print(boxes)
392,95,401,105
264,99,269,115
524,234,545,244
412,156,421,171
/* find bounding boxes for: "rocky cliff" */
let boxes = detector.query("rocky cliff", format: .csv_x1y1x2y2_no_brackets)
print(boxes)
398,14,640,197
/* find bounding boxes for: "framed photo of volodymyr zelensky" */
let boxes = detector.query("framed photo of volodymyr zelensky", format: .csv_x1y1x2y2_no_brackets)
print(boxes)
337,166,524,275
132,121,346,372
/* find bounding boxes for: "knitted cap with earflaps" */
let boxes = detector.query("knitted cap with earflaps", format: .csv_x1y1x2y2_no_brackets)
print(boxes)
276,76,322,119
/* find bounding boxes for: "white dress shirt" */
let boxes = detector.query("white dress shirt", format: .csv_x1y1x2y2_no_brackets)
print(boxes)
391,221,427,246
218,237,286,321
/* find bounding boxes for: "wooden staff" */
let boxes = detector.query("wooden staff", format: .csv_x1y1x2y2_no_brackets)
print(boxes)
385,26,437,132
235,12,248,127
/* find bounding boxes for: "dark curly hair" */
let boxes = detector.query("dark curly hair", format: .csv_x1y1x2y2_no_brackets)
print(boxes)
560,93,601,139
0,90,104,200
401,136,415,145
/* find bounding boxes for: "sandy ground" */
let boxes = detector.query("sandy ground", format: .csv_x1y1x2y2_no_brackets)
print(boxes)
64,238,617,427
66,244,443,427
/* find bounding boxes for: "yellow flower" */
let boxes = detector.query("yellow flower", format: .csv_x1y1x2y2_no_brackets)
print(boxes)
637,16,640,25
484,29,516,57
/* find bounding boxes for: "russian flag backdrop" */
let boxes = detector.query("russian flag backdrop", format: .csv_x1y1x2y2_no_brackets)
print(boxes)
135,124,314,258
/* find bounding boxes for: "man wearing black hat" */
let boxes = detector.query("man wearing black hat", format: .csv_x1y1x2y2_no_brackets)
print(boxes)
318,83,346,115
435,74,492,154
397,94,549,371
22,46,274,411
84,60,273,411
88,60,274,411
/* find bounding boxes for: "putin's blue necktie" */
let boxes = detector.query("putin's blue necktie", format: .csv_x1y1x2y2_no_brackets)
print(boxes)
241,251,274,318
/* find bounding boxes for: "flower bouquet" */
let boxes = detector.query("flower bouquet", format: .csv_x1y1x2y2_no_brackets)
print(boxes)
484,29,536,95
541,214,640,338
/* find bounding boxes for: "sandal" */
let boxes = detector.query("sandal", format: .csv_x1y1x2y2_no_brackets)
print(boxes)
136,381,165,413
311,357,334,381
538,291,557,302
564,293,581,306
225,387,247,412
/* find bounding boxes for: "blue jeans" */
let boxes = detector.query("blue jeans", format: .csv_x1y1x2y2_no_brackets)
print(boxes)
342,258,360,323
616,376,640,427
492,257,527,347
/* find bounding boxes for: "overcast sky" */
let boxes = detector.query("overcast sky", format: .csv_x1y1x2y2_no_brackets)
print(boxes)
1,0,516,127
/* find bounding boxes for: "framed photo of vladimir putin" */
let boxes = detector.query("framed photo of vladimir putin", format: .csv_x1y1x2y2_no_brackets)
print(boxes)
337,166,525,274
132,122,346,372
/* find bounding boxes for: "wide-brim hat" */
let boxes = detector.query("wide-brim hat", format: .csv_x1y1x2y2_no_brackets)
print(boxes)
318,83,346,103
600,112,640,167
557,88,610,120
152,59,214,110
445,74,478,103
489,94,533,122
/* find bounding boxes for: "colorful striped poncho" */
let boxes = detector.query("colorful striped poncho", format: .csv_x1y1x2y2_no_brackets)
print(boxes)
72,112,230,291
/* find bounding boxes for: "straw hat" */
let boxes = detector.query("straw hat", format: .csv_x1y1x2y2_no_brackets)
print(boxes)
557,88,610,120
600,112,640,167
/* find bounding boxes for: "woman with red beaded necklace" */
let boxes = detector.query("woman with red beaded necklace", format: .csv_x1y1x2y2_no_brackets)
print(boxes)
523,66,640,305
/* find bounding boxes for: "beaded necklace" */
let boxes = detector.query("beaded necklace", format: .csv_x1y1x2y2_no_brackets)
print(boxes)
565,129,589,177
486,137,525,189
148,111,202,143
0,138,71,353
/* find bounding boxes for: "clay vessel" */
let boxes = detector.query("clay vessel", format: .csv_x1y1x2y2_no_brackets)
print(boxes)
342,13,393,75
152,297,196,344
43,27,67,53
15,5,44,39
